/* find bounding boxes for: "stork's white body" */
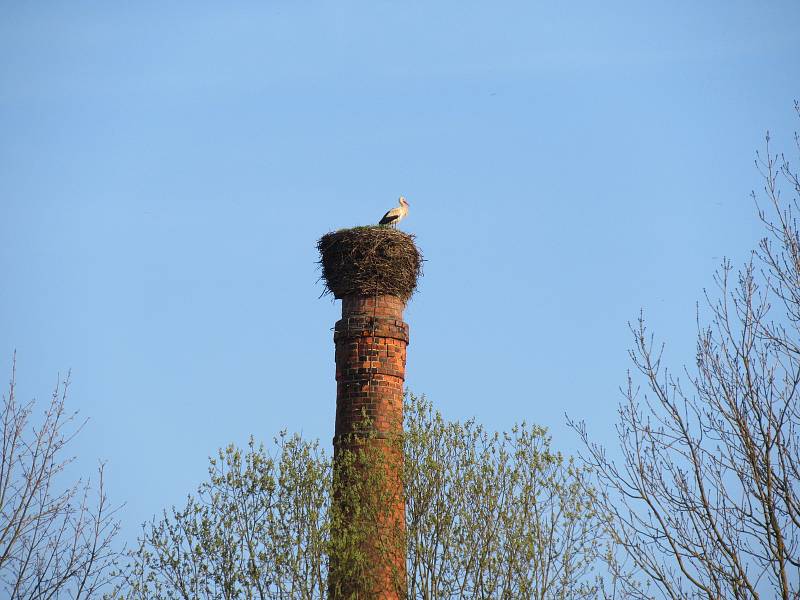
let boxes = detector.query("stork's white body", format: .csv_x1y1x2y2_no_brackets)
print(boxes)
379,197,410,227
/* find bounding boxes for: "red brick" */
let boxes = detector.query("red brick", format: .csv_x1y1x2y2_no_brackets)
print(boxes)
331,293,409,599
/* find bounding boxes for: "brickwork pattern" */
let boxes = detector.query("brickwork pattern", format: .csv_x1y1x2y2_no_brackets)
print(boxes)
332,294,408,599
334,295,408,442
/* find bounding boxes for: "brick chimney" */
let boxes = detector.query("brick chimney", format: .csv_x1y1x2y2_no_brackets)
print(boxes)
317,227,421,600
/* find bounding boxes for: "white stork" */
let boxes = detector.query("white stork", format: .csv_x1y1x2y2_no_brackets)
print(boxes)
379,196,410,228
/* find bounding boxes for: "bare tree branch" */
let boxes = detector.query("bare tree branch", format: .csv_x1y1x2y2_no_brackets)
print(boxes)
0,354,121,599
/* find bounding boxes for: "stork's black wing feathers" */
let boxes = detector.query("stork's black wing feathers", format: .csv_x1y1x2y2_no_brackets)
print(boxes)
379,212,399,225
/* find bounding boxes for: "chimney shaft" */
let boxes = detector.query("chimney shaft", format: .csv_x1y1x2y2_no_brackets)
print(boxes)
332,293,408,599
335,294,408,440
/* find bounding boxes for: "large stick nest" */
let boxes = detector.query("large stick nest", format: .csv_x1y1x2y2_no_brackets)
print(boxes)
317,227,422,301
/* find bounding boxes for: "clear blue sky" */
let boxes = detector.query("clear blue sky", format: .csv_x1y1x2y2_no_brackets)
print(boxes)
1,2,798,544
